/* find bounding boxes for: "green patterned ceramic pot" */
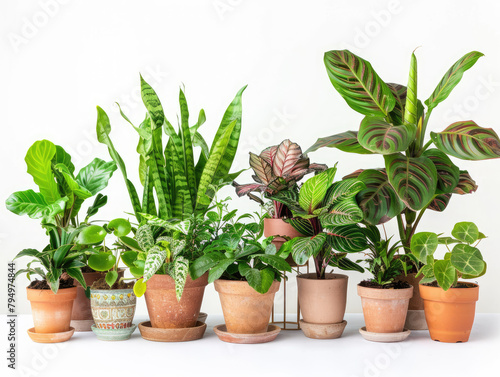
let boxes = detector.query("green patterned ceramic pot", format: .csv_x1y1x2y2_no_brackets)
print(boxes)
90,289,136,341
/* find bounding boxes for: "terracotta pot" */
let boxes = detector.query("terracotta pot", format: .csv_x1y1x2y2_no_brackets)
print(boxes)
145,273,208,329
71,270,124,331
264,218,304,266
90,288,136,329
419,283,479,343
397,272,427,330
297,273,348,324
27,287,77,334
358,284,413,333
215,279,280,334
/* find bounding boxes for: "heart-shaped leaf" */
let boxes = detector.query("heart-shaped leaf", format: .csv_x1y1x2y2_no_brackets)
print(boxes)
358,116,416,154
105,270,119,287
450,244,485,276
411,232,438,263
451,222,479,244
433,260,456,291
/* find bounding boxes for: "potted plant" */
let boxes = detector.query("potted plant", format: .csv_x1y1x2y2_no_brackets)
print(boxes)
410,221,486,343
6,140,116,341
308,49,500,329
233,139,326,256
75,218,139,341
190,202,291,344
357,226,413,342
275,166,368,339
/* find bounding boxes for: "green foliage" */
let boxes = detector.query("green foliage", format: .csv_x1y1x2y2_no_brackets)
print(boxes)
411,222,487,290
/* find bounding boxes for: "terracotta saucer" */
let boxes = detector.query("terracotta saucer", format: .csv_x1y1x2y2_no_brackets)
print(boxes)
213,324,281,344
299,320,347,339
91,324,136,341
198,312,208,324
138,321,207,342
359,327,411,342
27,327,75,343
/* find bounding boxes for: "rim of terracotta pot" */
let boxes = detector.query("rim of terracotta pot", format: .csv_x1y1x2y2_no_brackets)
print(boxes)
27,286,77,302
357,284,413,300
297,272,348,281
90,288,135,295
146,272,209,290
419,282,479,303
214,279,280,296
263,218,304,239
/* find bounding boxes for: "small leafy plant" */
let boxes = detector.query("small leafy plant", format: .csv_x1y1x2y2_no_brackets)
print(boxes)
410,222,487,291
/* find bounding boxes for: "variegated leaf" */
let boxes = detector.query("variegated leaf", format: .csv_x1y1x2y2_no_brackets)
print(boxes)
306,131,372,155
450,244,484,276
233,182,266,197
384,153,437,211
428,193,451,212
358,116,416,154
323,178,366,207
431,121,500,160
140,213,191,235
260,145,278,165
290,234,327,265
284,218,313,237
319,197,364,226
136,224,155,251
268,190,305,215
173,256,189,301
387,83,407,125
143,245,167,282
324,50,396,116
273,139,302,177
422,149,460,194
299,167,337,214
325,224,368,253
453,170,478,195
249,153,273,185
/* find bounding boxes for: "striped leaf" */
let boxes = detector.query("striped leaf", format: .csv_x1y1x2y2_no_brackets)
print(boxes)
284,218,314,236
428,193,451,212
249,153,273,185
403,52,418,126
387,83,407,125
173,256,189,301
453,170,478,195
76,158,117,196
140,75,165,130
178,88,197,204
6,189,67,220
136,224,154,251
299,168,337,214
268,190,305,215
325,224,368,253
273,139,302,176
260,145,278,164
431,121,500,160
164,138,192,218
291,234,327,265
352,169,405,225
384,153,437,211
323,178,366,207
143,245,167,282
358,116,416,154
319,197,364,226
324,50,396,116
306,130,368,155
450,244,485,276
147,144,172,219
422,149,460,194
425,51,484,111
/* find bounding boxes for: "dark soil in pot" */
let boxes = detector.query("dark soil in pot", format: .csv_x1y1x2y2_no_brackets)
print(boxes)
28,276,75,290
91,277,134,290
359,280,411,289
422,281,476,289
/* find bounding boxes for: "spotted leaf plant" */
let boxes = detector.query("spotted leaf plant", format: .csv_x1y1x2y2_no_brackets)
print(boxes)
410,222,487,291
308,49,500,257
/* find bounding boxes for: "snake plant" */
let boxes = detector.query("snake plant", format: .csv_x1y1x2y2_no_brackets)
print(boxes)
308,49,500,253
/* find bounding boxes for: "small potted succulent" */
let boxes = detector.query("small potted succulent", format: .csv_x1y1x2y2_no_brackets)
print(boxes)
411,221,486,343
276,166,368,339
6,140,116,341
357,226,413,342
190,202,291,344
76,218,138,341
233,139,326,255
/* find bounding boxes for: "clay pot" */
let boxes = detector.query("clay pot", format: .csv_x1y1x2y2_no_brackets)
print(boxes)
297,273,348,324
145,273,208,329
397,272,427,330
358,284,413,333
419,283,479,343
90,288,136,329
215,279,280,334
71,270,124,331
264,218,304,266
27,287,77,334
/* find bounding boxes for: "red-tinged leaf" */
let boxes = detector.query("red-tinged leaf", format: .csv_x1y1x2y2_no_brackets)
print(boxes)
249,153,273,185
273,139,303,177
453,170,478,195
233,182,266,197
306,131,372,155
260,146,278,165
428,193,451,212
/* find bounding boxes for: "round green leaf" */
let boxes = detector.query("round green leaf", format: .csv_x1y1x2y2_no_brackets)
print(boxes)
411,232,438,263
451,222,479,244
121,250,138,268
77,225,107,245
134,278,147,297
450,244,485,276
108,218,131,237
87,253,116,272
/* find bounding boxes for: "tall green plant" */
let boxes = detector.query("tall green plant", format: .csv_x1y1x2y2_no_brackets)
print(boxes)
309,50,500,253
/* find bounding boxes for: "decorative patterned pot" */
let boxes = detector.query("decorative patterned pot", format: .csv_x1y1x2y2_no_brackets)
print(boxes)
90,289,136,330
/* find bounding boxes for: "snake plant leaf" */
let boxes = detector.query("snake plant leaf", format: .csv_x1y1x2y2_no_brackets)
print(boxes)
384,153,437,211
431,121,500,160
25,140,61,204
319,197,364,227
411,232,438,263
96,106,142,221
290,233,327,266
323,178,365,207
140,165,157,215
425,51,484,112
453,170,478,194
433,259,456,291
324,50,396,117
76,225,107,245
249,153,273,185
350,169,404,225
173,256,189,301
6,190,67,220
143,245,168,282
178,88,197,204
76,158,117,196
450,244,485,276
427,193,451,212
148,141,173,219
299,167,337,214
190,109,207,141
53,145,75,174
284,218,314,237
422,149,460,194
403,52,418,126
273,139,302,177
358,116,416,154
136,224,155,251
140,75,165,130
88,253,116,272
451,221,479,244
325,224,368,253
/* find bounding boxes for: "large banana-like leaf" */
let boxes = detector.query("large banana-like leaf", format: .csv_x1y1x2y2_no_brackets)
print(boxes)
351,169,404,225
358,116,416,154
384,153,437,211
325,224,367,253
179,88,197,204
25,140,61,204
143,245,167,282
273,139,302,176
6,190,67,220
422,149,460,194
291,234,327,265
403,52,418,126
76,158,117,196
307,131,373,155
425,51,484,111
453,170,478,195
431,121,500,160
299,167,337,214
324,50,396,117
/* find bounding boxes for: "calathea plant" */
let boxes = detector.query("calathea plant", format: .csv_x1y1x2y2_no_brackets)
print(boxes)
273,166,368,278
233,139,326,218
308,49,500,254
410,222,487,290
7,140,117,292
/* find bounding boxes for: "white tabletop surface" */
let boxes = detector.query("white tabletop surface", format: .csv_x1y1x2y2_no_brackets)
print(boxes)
3,313,498,377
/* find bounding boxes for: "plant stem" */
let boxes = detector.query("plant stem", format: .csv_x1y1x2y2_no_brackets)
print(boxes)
408,206,428,241
397,213,406,246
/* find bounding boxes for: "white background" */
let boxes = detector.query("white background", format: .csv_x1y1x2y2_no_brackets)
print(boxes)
1,0,500,317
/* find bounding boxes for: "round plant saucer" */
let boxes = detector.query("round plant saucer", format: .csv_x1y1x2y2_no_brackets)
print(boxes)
198,312,208,324
359,327,411,342
91,324,137,341
138,321,207,342
27,327,75,343
299,319,347,339
213,324,281,344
